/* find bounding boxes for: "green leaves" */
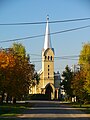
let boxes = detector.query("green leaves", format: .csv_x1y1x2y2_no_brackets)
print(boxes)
11,43,26,58
61,65,73,98
79,43,90,94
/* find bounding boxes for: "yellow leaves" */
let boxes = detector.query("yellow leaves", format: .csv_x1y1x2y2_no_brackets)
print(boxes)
7,54,16,68
0,47,34,98
0,51,15,69
79,43,90,65
0,53,9,68
0,51,9,68
79,43,90,94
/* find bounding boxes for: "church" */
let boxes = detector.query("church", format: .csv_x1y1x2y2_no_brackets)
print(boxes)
29,16,60,100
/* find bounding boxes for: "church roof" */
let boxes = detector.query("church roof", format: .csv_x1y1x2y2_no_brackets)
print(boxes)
44,16,52,50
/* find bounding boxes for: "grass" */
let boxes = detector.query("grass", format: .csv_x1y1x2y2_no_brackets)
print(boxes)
0,102,33,117
0,118,17,120
0,101,90,120
60,102,90,113
71,102,90,113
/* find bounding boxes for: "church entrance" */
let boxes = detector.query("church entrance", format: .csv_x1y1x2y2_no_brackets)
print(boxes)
45,84,53,100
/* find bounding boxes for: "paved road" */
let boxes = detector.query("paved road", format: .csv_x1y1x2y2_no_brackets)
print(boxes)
17,100,90,120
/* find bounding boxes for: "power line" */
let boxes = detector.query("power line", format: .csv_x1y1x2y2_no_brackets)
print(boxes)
31,58,78,63
0,34,44,43
0,25,90,43
30,54,79,58
0,17,90,26
30,54,41,56
30,54,90,62
50,25,90,35
30,55,80,63
30,54,89,58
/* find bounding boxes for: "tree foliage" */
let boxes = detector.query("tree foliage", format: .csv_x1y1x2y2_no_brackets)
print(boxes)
71,69,87,103
79,43,90,65
0,43,38,103
11,43,26,58
61,43,90,103
79,43,90,94
61,65,74,99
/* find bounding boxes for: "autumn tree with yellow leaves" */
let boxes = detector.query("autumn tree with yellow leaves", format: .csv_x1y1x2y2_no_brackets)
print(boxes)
71,43,90,104
79,43,90,95
0,43,38,103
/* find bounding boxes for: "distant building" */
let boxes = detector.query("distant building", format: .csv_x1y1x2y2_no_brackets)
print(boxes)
71,64,80,73
29,16,60,100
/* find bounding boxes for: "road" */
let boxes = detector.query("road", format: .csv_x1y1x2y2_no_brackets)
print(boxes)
18,100,90,120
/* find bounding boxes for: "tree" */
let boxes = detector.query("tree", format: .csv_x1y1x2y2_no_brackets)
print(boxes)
0,49,16,103
79,43,90,65
11,43,40,87
79,43,90,94
8,47,34,102
11,43,26,58
11,43,36,97
71,69,87,105
0,46,34,103
33,71,40,85
0,43,40,103
10,55,34,101
61,65,74,100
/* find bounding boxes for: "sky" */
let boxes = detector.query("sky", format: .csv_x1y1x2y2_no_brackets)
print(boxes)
0,0,90,73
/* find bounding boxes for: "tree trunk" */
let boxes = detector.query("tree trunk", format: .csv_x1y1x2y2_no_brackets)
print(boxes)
0,91,4,104
6,94,9,103
13,98,16,104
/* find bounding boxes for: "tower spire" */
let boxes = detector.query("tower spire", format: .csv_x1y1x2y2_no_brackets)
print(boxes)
44,15,52,50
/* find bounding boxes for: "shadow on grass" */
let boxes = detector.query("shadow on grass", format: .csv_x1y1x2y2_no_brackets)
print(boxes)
0,102,33,117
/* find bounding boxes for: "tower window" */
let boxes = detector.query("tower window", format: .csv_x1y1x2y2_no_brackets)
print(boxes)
48,56,49,60
48,65,49,67
51,56,52,61
48,69,49,71
48,73,49,78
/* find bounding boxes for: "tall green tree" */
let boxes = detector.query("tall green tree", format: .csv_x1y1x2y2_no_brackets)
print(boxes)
61,65,74,100
79,43,90,94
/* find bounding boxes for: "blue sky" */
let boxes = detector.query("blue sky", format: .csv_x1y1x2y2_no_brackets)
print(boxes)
0,0,90,73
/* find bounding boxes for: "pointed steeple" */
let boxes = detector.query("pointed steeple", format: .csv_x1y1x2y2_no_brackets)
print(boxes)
44,15,52,50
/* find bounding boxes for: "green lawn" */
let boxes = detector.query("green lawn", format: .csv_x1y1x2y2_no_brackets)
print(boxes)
0,102,32,117
71,103,90,114
0,118,18,120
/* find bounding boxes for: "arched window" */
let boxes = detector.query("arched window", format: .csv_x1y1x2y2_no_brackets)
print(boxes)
51,56,52,61
48,56,49,60
48,73,49,78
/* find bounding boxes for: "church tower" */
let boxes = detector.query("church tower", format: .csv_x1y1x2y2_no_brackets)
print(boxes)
40,16,55,99
29,16,60,100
